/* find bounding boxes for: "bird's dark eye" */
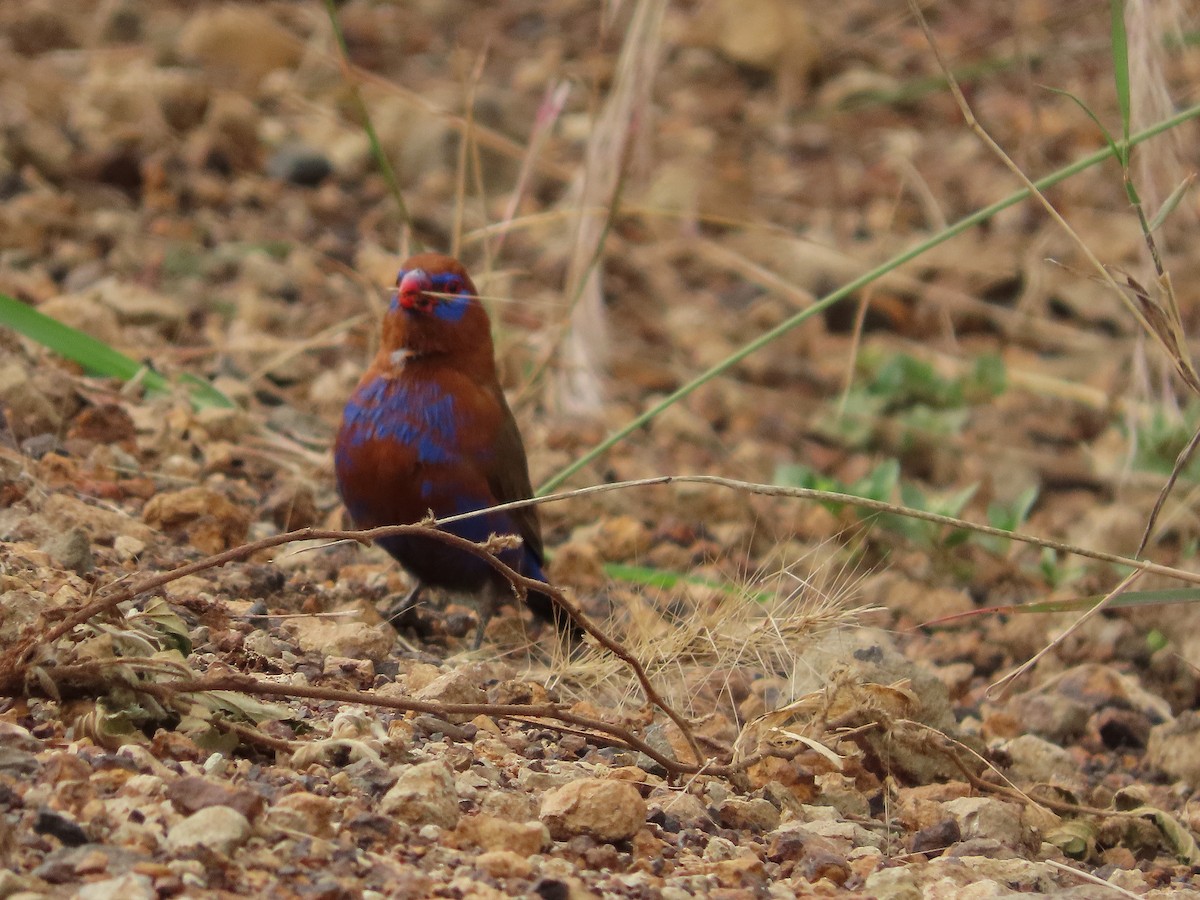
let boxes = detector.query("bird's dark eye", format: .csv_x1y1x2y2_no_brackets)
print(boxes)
439,276,464,295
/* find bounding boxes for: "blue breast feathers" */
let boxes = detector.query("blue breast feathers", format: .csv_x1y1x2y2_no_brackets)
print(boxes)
341,377,460,464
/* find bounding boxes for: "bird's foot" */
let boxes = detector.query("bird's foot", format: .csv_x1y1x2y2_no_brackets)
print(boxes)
383,582,425,631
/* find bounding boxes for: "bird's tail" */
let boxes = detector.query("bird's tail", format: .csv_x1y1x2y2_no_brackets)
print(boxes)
524,582,585,640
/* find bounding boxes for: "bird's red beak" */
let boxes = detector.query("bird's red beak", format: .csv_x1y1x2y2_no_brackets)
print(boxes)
397,269,432,310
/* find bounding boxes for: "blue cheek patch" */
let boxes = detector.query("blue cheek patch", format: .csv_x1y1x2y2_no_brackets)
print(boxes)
429,273,470,322
433,295,468,322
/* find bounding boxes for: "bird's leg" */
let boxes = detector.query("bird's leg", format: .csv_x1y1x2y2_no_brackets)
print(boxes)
471,582,501,650
383,581,425,630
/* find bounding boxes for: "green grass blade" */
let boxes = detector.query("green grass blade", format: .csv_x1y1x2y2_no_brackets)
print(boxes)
1110,0,1131,145
1010,587,1200,615
0,293,233,410
1148,173,1196,232
1043,86,1123,167
924,588,1200,628
539,103,1200,494
322,0,420,252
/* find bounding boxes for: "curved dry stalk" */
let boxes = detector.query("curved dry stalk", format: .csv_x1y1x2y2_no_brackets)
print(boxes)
10,473,1196,769
140,675,708,777
7,475,1199,691
933,727,1169,822
1,520,704,768
432,475,1200,587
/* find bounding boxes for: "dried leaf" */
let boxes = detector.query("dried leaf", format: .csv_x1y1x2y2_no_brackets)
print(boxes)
1125,806,1200,865
1046,819,1096,859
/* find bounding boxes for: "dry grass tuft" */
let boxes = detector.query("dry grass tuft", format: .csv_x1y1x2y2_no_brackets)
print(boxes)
543,542,869,719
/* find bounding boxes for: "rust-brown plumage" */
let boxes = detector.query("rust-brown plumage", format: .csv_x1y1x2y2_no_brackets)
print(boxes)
335,253,569,640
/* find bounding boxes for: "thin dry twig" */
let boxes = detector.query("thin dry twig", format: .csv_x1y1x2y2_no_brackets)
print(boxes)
12,473,1200,766
935,734,1163,823
434,475,1200,587
13,471,1200,661
137,674,707,774
988,569,1145,699
1043,860,1142,899
2,519,705,767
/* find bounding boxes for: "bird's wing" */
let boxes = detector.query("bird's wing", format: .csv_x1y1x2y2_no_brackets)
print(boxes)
485,389,545,565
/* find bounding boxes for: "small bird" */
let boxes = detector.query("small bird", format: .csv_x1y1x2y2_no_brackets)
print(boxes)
335,253,573,644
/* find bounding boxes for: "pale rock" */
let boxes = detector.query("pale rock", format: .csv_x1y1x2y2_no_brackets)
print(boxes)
323,654,373,680
684,0,818,93
651,790,711,829
413,668,487,723
282,617,393,662
545,540,606,588
243,629,283,659
403,662,443,693
703,835,739,861
178,5,302,88
928,856,1062,894
194,92,261,170
167,775,264,819
369,94,453,188
569,515,652,562
0,590,48,644
0,360,62,437
143,486,249,554
540,778,646,842
942,797,1035,850
717,796,780,831
871,573,974,624
477,790,538,822
71,60,170,154
113,534,146,561
0,721,41,752
14,118,75,180
1147,711,1200,785
268,792,338,838
87,277,187,329
1001,734,1084,790
863,864,923,899
195,407,253,441
37,296,124,352
455,813,549,856
801,816,889,851
815,67,903,112
44,493,154,543
166,806,251,854
148,67,211,133
0,746,38,779
381,761,459,829
654,402,719,447
9,3,78,55
474,850,533,880
672,479,754,524
41,526,93,574
518,768,579,794
76,873,156,900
